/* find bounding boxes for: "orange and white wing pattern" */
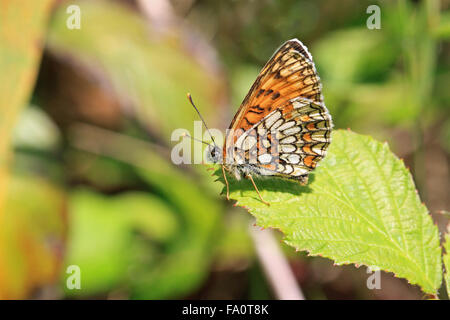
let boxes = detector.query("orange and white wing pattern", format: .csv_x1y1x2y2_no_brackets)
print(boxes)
252,97,331,183
225,39,332,184
227,39,323,136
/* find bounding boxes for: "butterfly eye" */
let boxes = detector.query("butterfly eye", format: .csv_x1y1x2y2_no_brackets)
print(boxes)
207,146,221,163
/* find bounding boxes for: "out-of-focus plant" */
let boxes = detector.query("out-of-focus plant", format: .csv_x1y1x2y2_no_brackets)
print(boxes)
45,0,227,140
0,0,54,214
67,124,223,298
38,0,232,299
0,0,68,299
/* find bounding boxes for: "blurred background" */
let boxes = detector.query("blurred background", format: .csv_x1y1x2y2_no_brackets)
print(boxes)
0,0,449,299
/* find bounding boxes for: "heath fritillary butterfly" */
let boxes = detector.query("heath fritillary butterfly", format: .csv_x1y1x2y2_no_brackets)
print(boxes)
189,39,333,205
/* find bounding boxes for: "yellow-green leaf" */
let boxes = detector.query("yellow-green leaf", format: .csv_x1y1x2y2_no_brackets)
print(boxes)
0,0,54,208
216,130,442,294
0,176,66,299
443,226,450,298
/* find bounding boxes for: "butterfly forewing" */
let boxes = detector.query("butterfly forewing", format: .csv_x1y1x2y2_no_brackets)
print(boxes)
224,39,332,183
227,40,323,137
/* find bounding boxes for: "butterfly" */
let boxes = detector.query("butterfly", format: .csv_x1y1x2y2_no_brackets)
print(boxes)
188,39,333,205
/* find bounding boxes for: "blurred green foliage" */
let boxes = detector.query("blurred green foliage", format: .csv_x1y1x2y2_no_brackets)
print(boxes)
46,0,227,139
64,190,180,295
0,0,60,299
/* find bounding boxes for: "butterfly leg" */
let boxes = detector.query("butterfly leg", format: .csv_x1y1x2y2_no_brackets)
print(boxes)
246,174,270,206
221,165,230,200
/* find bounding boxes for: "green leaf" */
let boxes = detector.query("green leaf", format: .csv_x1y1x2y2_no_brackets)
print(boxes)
443,227,450,299
216,130,442,294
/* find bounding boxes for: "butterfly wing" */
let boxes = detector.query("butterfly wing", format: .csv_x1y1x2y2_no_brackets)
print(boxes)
225,39,332,182
230,97,332,183
228,39,322,131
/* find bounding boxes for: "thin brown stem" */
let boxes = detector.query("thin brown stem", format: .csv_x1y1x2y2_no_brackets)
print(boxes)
250,226,305,300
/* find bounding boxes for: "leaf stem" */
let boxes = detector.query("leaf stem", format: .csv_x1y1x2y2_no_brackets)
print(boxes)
249,225,305,300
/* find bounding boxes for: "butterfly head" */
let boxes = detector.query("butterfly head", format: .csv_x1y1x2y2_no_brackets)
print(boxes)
207,145,222,164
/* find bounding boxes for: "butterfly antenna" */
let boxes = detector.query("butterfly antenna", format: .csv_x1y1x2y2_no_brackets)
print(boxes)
181,132,213,147
187,93,218,148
